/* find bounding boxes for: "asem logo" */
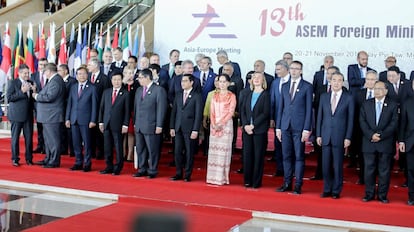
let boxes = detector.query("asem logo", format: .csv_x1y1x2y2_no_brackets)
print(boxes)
187,4,237,43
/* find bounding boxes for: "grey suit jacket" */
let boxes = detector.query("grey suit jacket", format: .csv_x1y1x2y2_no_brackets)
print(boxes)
134,84,167,134
36,74,65,124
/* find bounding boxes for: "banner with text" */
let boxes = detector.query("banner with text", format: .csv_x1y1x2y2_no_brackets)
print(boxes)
154,0,414,81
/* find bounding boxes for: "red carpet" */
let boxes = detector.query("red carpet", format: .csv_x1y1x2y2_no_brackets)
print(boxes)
0,131,413,231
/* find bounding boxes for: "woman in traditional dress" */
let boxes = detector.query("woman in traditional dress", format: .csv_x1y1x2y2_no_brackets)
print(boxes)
206,74,237,185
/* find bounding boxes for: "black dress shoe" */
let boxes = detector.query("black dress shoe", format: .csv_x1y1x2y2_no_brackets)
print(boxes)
356,179,364,185
43,164,57,168
276,183,292,192
132,172,147,177
83,165,91,172
148,174,156,179
26,160,34,166
236,168,244,174
407,199,414,206
244,183,252,187
267,157,276,162
112,171,120,176
378,198,389,204
35,160,45,165
70,165,83,171
33,148,45,153
12,161,20,167
332,193,340,199
184,177,191,182
293,186,302,194
309,176,322,180
273,170,284,177
99,169,113,174
401,182,408,188
170,175,182,181
362,195,374,202
320,192,332,198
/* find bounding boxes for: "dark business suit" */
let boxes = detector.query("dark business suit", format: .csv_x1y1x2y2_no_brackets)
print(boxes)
228,74,244,149
218,61,242,78
66,82,98,168
240,90,270,188
193,70,216,104
359,98,398,200
316,91,354,195
170,89,202,179
31,71,46,152
399,96,414,202
89,71,110,159
312,70,326,94
270,77,289,175
134,84,167,176
162,63,174,78
7,78,35,163
379,70,406,82
108,60,127,79
168,74,201,105
61,76,77,155
99,87,130,174
347,64,375,95
36,74,65,167
276,79,313,188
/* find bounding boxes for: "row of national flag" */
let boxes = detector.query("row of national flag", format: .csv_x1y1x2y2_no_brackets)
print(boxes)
0,22,146,85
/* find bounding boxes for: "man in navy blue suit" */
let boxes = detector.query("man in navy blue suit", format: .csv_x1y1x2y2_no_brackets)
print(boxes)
316,72,354,199
192,56,216,103
312,56,334,94
65,67,98,172
276,60,313,194
379,56,406,82
347,51,375,95
269,60,290,176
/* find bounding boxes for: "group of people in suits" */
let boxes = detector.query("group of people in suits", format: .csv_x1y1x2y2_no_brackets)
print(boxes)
6,47,414,206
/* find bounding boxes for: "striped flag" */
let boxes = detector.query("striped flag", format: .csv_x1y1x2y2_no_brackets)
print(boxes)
105,24,111,51
132,24,139,57
25,22,35,74
138,24,146,68
39,22,46,59
118,23,123,48
67,23,76,75
58,23,67,65
81,24,88,64
0,22,11,86
13,23,25,78
74,23,82,71
111,24,118,49
122,24,131,61
97,23,104,61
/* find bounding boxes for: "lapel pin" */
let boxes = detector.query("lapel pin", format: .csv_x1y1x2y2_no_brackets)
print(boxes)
188,95,192,98
148,91,151,95
296,89,300,92
120,92,123,95
384,103,387,107
96,79,100,83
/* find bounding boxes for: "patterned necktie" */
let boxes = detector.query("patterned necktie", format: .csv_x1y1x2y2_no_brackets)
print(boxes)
112,89,117,105
142,86,147,99
367,90,372,99
202,72,207,87
40,71,45,88
290,81,296,100
78,84,83,98
183,91,188,104
376,101,382,125
394,84,399,94
91,74,95,84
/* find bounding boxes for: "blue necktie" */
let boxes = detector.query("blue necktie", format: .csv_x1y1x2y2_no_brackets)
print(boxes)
375,101,382,125
360,68,365,78
367,90,372,99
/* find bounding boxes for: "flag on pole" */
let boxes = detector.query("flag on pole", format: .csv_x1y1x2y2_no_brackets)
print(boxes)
81,24,88,64
26,22,35,74
132,24,139,57
58,23,67,65
13,23,25,78
67,23,76,75
94,23,99,49
138,24,146,69
97,23,104,61
0,22,12,86
39,22,46,59
74,23,82,71
0,31,3,65
105,24,111,51
47,22,56,63
111,24,118,49
122,24,131,61
118,23,123,49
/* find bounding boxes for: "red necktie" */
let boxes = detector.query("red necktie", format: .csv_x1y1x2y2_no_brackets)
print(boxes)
112,89,117,105
91,74,95,83
40,72,45,88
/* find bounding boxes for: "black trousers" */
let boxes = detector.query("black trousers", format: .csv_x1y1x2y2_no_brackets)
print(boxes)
242,132,267,188
10,120,33,162
364,151,392,199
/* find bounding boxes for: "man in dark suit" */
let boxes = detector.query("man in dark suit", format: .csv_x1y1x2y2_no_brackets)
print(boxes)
162,49,180,79
193,56,216,103
312,56,334,97
99,72,130,175
133,69,167,178
31,58,48,154
316,72,354,199
150,53,170,90
170,74,202,182
348,51,375,96
7,64,35,166
87,58,111,160
32,63,65,168
245,60,274,90
276,60,313,194
108,47,127,79
58,64,77,156
149,64,168,91
102,50,113,76
65,67,98,172
398,92,414,206
359,81,398,203
379,56,406,82
269,60,290,176
168,60,201,105
351,70,378,185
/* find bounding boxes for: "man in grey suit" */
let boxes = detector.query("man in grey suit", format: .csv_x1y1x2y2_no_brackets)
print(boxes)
7,64,35,166
133,69,167,178
32,63,65,168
